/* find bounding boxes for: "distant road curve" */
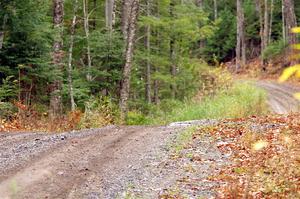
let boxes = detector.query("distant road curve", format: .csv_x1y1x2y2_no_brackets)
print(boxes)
256,81,300,114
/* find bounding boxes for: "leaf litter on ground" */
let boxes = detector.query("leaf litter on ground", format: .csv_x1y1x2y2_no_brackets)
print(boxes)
160,114,300,198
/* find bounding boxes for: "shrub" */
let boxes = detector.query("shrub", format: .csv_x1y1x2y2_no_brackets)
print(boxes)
0,102,17,119
79,96,118,128
262,40,287,60
125,111,149,125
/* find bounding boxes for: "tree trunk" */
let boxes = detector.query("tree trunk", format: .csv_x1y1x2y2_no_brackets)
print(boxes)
170,38,176,99
195,0,205,49
269,0,274,43
282,0,286,44
105,0,115,32
92,0,97,29
263,0,269,50
50,0,64,118
119,0,140,121
121,0,131,42
145,0,151,104
83,0,92,81
283,0,297,45
153,2,160,105
236,0,246,70
153,66,159,105
283,0,297,65
214,0,218,20
170,0,176,98
255,0,264,63
0,14,7,50
67,0,78,111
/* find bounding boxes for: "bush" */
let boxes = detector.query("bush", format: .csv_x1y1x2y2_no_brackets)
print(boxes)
79,96,119,128
125,111,149,125
0,102,17,119
262,40,287,60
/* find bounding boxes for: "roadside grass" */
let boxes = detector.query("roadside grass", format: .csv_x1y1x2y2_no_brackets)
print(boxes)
135,82,268,125
171,127,197,155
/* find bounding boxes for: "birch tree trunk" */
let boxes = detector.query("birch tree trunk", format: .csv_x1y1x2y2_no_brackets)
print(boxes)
119,0,140,121
50,0,64,118
105,0,115,32
145,0,151,104
83,0,92,81
121,0,131,42
67,0,78,111
0,14,7,50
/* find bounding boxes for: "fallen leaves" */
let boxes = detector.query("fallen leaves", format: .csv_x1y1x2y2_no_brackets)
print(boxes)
207,114,300,198
160,114,300,198
252,140,269,151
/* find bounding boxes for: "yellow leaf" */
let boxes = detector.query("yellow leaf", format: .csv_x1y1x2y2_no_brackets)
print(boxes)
292,27,300,33
252,140,268,151
292,44,300,50
282,135,292,144
294,93,300,100
278,65,300,82
295,70,300,78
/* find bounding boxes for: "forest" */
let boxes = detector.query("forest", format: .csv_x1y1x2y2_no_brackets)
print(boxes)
1,1,300,198
0,0,299,128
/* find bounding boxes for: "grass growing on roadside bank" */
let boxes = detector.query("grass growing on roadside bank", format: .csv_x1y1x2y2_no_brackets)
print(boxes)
127,82,268,125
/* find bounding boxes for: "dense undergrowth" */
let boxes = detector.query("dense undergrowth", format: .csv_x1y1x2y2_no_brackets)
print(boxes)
0,68,268,132
126,82,268,125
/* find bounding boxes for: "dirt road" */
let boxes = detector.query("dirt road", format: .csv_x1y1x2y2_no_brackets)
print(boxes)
0,126,189,199
0,81,299,199
257,81,300,114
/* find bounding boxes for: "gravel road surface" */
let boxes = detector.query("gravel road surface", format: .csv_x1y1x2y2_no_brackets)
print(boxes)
0,81,298,199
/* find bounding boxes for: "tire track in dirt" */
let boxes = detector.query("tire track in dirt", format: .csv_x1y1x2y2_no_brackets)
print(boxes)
257,81,300,114
0,126,183,199
0,80,298,199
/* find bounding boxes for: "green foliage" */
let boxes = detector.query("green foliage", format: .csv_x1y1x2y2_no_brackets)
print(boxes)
125,111,148,125
0,76,18,118
0,0,53,108
0,102,17,119
203,9,236,62
79,96,119,128
262,40,287,60
145,82,267,125
0,0,294,124
0,76,17,101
